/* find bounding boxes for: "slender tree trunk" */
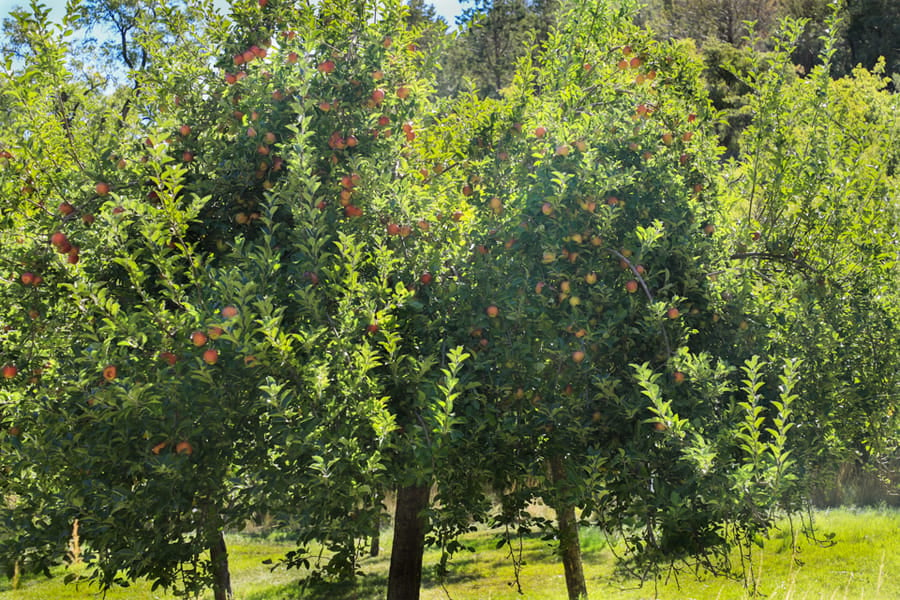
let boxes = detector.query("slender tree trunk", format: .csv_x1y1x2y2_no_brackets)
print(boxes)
12,559,20,590
370,512,381,558
210,529,233,600
550,456,588,600
386,484,431,600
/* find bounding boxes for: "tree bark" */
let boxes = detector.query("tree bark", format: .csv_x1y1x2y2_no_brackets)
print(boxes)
550,455,588,600
210,529,233,600
370,511,381,558
386,484,431,600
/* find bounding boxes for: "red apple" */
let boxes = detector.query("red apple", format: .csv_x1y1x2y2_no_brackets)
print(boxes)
175,440,193,455
572,350,586,363
202,349,219,365
191,331,208,347
179,124,191,137
159,351,177,366
2,365,17,379
625,279,639,293
59,201,74,215
222,305,239,319
666,307,680,319
95,182,110,196
102,365,117,381
486,305,499,318
420,272,433,285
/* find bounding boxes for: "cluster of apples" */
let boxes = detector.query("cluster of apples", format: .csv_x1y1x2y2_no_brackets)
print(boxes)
50,231,79,265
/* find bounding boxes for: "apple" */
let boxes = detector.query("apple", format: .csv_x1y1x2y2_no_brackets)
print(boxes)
151,441,168,455
629,56,642,68
662,132,674,145
666,307,680,319
67,247,80,264
50,231,68,248
175,440,193,455
82,214,95,224
222,305,239,319
417,219,430,231
208,326,224,340
555,144,570,156
372,69,384,80
182,151,194,162
387,223,400,236
95,182,110,196
420,272,433,285
8,426,21,436
673,371,685,383
287,51,299,64
399,225,412,237
179,124,191,137
461,184,473,196
535,281,546,294
2,365,17,379
607,196,619,206
102,365,117,381
682,131,693,142
625,279,639,293
318,60,335,73
617,59,629,70
371,88,386,105
345,205,363,217
202,349,219,365
585,272,597,285
572,350,586,363
366,323,379,334
20,272,34,286
191,331,208,347
397,86,410,99
159,351,177,366
560,280,571,294
703,223,716,236
486,305,499,318
59,201,74,215
534,126,547,138
541,202,553,216
489,197,503,213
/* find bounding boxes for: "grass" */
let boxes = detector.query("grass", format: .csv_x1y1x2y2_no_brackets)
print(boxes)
1,508,898,599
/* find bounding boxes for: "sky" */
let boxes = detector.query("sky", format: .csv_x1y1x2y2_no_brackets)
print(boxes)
0,0,465,27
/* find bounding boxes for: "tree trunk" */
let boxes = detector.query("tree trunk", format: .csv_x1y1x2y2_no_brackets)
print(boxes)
370,512,381,558
386,484,431,600
210,529,233,600
550,456,588,600
12,559,20,590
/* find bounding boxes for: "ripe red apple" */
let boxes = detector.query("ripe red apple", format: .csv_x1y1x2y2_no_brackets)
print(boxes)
486,305,499,318
555,144,570,156
673,371,685,383
202,349,219,365
534,126,547,138
59,201,74,215
67,247,80,264
541,202,553,216
222,305,239,319
666,307,680,319
399,225,412,237
397,86,410,99
371,88,386,105
287,51,299,64
82,214,95,225
179,124,191,137
572,350,586,363
417,219,429,231
703,223,716,236
95,182,110,196
191,331,208,347
625,279,639,293
102,365,117,381
159,351,177,366
208,326,224,340
50,231,68,248
20,272,34,286
182,151,194,163
2,365,17,379
366,323,379,334
386,223,400,236
420,272,433,285
175,440,193,455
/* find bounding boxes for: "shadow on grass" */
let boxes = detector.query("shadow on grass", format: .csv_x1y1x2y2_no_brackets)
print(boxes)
243,573,388,600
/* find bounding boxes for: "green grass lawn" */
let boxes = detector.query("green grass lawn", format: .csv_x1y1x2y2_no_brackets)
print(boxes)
1,508,898,599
